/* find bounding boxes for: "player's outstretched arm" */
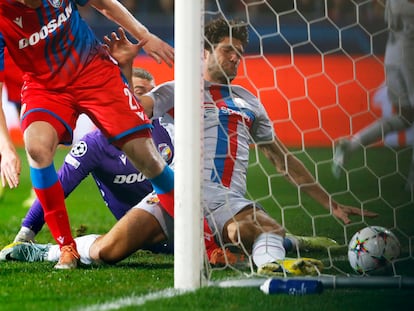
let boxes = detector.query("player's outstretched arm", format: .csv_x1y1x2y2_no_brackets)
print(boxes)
103,27,147,88
0,84,21,189
89,0,174,67
103,27,155,118
258,139,378,224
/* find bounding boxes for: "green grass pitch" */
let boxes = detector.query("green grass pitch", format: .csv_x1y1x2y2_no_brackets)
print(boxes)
0,146,413,311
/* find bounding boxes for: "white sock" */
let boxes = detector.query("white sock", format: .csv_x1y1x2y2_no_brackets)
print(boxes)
46,234,100,265
74,234,100,265
252,233,286,267
46,244,60,262
13,226,36,243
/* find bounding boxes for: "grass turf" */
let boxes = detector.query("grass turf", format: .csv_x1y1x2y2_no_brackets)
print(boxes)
0,146,413,311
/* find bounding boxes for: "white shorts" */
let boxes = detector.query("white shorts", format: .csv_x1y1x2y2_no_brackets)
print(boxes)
132,191,174,252
203,181,265,238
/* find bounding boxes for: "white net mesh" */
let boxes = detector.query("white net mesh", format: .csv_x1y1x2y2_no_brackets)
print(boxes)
203,0,414,283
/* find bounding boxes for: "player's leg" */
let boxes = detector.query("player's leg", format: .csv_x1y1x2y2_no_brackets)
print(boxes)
222,206,286,266
0,235,99,265
23,121,79,269
221,206,323,276
42,234,101,265
14,198,47,242
120,136,174,217
82,58,175,218
89,208,168,264
20,85,81,269
333,66,414,177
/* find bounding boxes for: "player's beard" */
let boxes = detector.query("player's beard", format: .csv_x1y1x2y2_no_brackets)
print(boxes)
208,61,237,84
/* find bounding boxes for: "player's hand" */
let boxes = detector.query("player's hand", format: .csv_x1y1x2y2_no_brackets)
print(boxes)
0,147,21,189
139,32,174,67
103,27,147,67
331,202,378,224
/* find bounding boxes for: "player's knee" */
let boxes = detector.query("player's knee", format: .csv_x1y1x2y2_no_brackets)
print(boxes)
225,219,262,246
24,127,58,165
97,248,121,265
91,239,123,264
25,143,54,165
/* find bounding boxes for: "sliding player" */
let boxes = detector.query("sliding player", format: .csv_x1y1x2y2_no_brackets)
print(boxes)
1,26,340,273
138,17,378,275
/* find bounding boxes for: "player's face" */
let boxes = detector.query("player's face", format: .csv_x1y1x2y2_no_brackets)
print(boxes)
132,77,155,97
205,37,244,84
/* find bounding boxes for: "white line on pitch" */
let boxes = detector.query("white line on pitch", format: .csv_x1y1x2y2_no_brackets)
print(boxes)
73,288,189,311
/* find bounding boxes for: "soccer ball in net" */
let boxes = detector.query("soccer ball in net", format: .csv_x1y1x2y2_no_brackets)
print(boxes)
348,226,401,275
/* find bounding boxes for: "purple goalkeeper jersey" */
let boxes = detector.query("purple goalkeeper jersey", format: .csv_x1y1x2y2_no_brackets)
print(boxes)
22,119,174,233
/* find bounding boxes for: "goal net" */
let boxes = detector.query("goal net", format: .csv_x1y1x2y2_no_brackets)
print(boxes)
174,0,414,289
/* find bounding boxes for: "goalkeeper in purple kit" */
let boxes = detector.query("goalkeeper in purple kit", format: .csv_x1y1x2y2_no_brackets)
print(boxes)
13,120,174,244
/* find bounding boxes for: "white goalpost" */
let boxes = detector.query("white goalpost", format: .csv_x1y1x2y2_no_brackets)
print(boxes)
174,0,414,290
174,0,204,290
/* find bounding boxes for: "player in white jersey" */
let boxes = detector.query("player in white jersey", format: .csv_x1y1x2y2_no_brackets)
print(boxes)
140,18,377,275
333,0,414,189
0,21,358,276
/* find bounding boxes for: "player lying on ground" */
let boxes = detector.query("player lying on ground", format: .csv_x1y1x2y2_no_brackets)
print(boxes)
90,18,375,275
10,123,335,251
0,0,175,270
0,26,341,276
12,68,162,242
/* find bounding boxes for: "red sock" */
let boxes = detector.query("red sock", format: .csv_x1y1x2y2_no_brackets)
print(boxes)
204,219,220,259
149,166,174,217
34,182,75,248
156,191,174,217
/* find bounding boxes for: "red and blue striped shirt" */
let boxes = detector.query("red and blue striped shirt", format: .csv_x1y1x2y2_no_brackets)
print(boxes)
0,0,104,88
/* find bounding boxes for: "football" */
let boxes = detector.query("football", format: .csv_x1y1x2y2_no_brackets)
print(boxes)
348,226,401,274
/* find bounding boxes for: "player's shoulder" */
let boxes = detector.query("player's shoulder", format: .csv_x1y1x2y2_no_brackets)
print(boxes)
229,84,263,110
231,84,257,98
151,80,175,94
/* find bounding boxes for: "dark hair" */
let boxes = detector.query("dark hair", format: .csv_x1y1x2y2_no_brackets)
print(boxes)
132,67,154,81
204,17,249,51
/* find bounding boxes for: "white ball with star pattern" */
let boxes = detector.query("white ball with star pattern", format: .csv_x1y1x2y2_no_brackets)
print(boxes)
348,226,401,274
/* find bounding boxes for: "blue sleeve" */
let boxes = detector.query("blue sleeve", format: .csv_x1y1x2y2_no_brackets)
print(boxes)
0,33,5,80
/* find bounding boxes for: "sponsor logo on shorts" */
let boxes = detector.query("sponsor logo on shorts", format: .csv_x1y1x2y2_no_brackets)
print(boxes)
146,196,160,205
